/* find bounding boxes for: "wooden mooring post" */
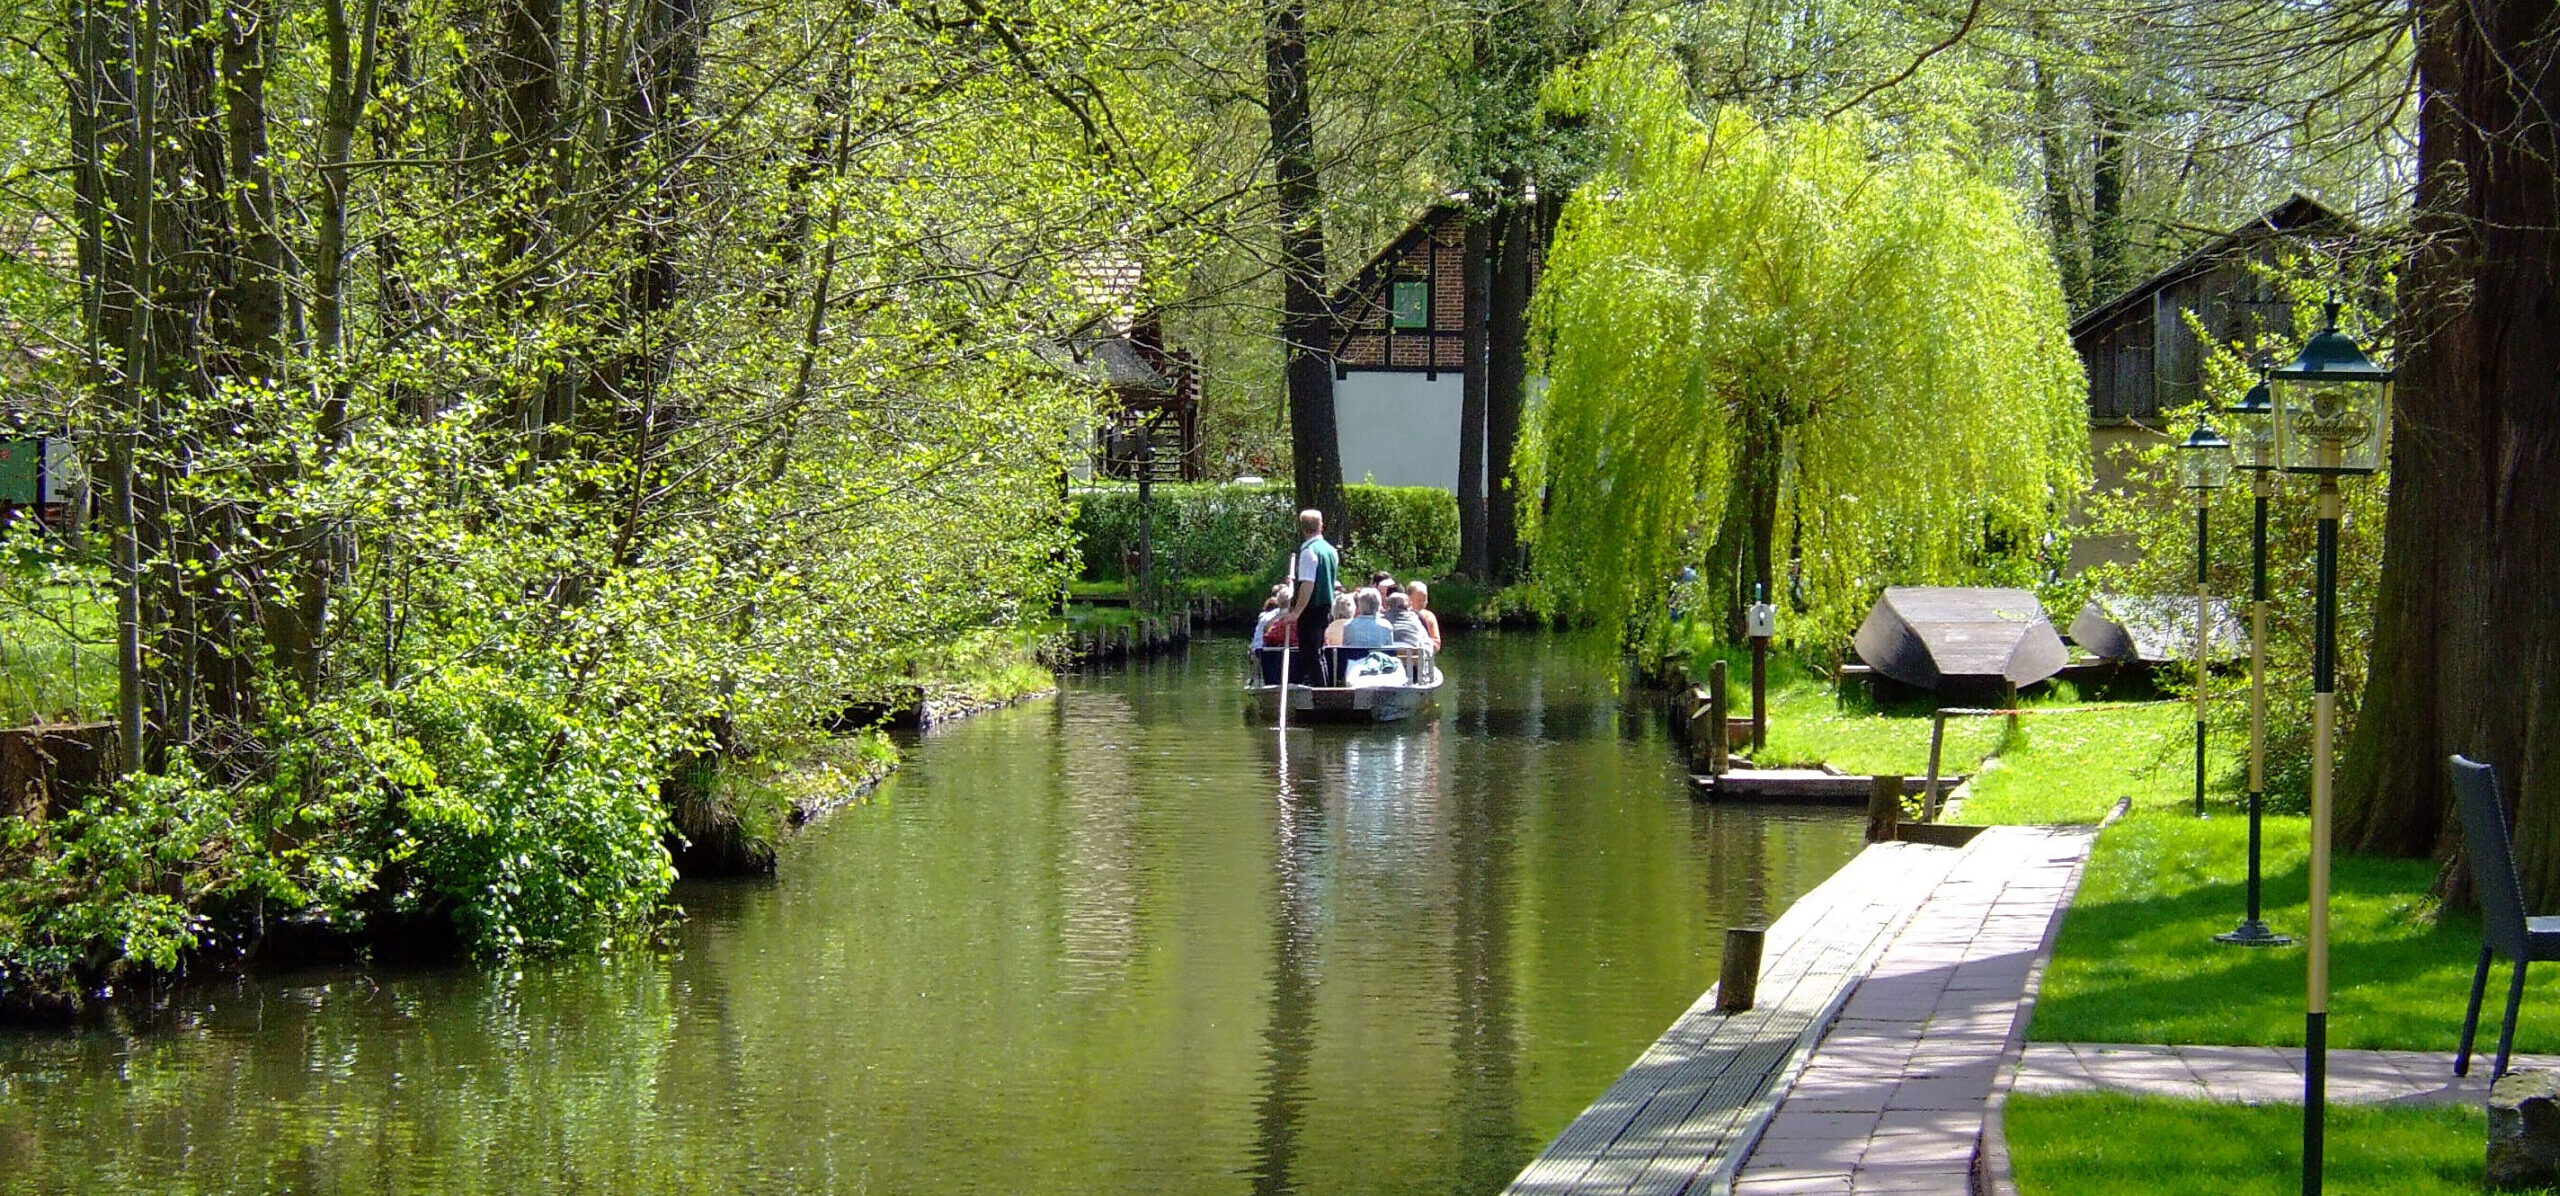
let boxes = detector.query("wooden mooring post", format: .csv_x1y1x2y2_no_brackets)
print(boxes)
1921,712,1948,822
1704,661,1731,775
1866,773,1903,843
1717,926,1765,1013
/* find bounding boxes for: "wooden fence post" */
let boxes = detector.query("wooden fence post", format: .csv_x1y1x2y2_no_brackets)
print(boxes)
1922,712,1949,822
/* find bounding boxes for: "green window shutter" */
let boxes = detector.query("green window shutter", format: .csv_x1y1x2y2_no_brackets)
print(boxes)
1389,280,1428,330
0,439,41,504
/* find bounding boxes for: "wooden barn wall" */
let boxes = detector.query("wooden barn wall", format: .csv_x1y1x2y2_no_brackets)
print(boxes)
2077,239,2312,424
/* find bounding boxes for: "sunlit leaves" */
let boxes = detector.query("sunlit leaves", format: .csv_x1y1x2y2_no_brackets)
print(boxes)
1521,47,2088,647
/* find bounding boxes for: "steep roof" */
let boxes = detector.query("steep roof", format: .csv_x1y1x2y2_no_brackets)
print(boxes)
2067,194,2356,339
1325,201,1465,316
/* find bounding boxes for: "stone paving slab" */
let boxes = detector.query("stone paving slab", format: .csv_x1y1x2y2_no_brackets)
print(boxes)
2016,1042,2560,1106
1733,825,2098,1196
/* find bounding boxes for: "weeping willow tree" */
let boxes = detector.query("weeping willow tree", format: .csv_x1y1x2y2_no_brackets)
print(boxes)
1519,50,2090,651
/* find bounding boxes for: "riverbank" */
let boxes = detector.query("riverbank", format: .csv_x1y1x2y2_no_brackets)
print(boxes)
0,629,1064,1024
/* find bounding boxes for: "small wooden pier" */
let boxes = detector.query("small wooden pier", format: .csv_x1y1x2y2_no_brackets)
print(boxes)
1501,838,1972,1196
1691,769,1959,803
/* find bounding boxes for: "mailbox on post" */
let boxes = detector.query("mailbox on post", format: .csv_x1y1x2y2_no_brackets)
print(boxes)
1745,589,1775,751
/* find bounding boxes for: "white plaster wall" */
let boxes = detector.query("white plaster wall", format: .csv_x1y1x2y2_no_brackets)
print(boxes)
1335,370,1466,492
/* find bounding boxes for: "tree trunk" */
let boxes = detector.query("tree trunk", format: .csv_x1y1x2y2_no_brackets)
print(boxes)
2088,100,2129,299
1264,0,1341,537
1714,392,1784,641
2339,0,2560,904
1457,212,1489,578
2032,59,2086,310
1485,173,1532,583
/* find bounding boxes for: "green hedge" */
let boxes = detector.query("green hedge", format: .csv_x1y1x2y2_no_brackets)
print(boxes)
1073,482,1458,584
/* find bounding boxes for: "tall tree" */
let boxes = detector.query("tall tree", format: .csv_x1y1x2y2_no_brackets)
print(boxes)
1520,49,2088,646
1457,213,1490,576
1264,0,1342,533
2339,0,2560,898
1451,0,1613,582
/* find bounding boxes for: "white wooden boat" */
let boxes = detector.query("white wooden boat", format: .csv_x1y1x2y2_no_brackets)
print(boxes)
1247,646,1443,724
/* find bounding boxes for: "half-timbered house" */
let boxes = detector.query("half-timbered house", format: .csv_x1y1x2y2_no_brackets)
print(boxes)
1323,203,1535,492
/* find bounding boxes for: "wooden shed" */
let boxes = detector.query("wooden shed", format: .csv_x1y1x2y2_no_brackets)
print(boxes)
1851,587,2069,693
1050,257,1203,482
2071,194,2358,424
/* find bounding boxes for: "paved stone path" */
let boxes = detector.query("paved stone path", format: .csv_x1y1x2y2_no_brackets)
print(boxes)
1503,839,1973,1196
2015,1042,2556,1106
1733,825,2096,1196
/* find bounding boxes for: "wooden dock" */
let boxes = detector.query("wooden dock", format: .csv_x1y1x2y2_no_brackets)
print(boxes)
1501,838,1971,1196
1691,769,1960,803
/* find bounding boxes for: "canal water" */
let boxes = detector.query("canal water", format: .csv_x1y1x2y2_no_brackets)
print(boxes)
0,633,1861,1195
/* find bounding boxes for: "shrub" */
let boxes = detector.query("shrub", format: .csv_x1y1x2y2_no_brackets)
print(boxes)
1339,485,1460,582
1073,482,1458,584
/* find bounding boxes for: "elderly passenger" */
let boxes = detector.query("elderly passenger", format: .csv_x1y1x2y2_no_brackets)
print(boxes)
1252,584,1292,648
1383,591,1429,650
1322,593,1357,647
1340,588,1398,649
1406,580,1444,651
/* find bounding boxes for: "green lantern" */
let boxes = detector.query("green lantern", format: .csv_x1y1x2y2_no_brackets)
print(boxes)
2178,419,2233,495
2229,375,2278,473
2271,303,2392,475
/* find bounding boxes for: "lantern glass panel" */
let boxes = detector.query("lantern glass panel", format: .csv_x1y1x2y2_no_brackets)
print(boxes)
2230,387,2277,471
2272,375,2390,475
2181,441,2233,492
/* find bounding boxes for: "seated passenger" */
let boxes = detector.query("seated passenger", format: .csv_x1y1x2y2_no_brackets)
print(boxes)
1340,588,1397,649
1251,586,1288,650
1406,580,1444,651
1369,571,1398,597
1322,593,1356,647
1383,591,1429,650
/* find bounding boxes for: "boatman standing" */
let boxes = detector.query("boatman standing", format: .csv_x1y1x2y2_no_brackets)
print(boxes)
1283,508,1339,684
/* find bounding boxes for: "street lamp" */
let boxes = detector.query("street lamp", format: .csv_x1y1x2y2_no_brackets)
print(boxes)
2217,370,2291,949
2272,300,2392,1196
2177,418,2232,819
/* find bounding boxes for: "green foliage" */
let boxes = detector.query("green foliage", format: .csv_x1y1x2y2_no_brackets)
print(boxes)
1522,48,2090,651
0,762,249,987
0,529,114,725
1341,484,1463,582
2008,1095,2532,1196
1072,482,1459,583
0,0,1213,996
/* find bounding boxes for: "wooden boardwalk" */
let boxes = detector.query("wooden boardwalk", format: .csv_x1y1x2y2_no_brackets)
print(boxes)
1501,839,1971,1196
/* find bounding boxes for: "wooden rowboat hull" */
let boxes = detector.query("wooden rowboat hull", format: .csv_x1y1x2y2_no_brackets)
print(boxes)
1247,674,1442,724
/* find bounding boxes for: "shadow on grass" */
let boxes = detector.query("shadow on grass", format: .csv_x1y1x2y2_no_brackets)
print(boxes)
2029,811,2560,1053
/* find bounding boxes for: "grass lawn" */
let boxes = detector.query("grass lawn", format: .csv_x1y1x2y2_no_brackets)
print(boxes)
2006,1093,2550,1195
1696,644,2217,826
2030,809,2560,1053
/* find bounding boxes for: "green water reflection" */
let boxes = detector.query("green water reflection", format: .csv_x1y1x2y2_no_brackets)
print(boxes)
0,633,1861,1194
